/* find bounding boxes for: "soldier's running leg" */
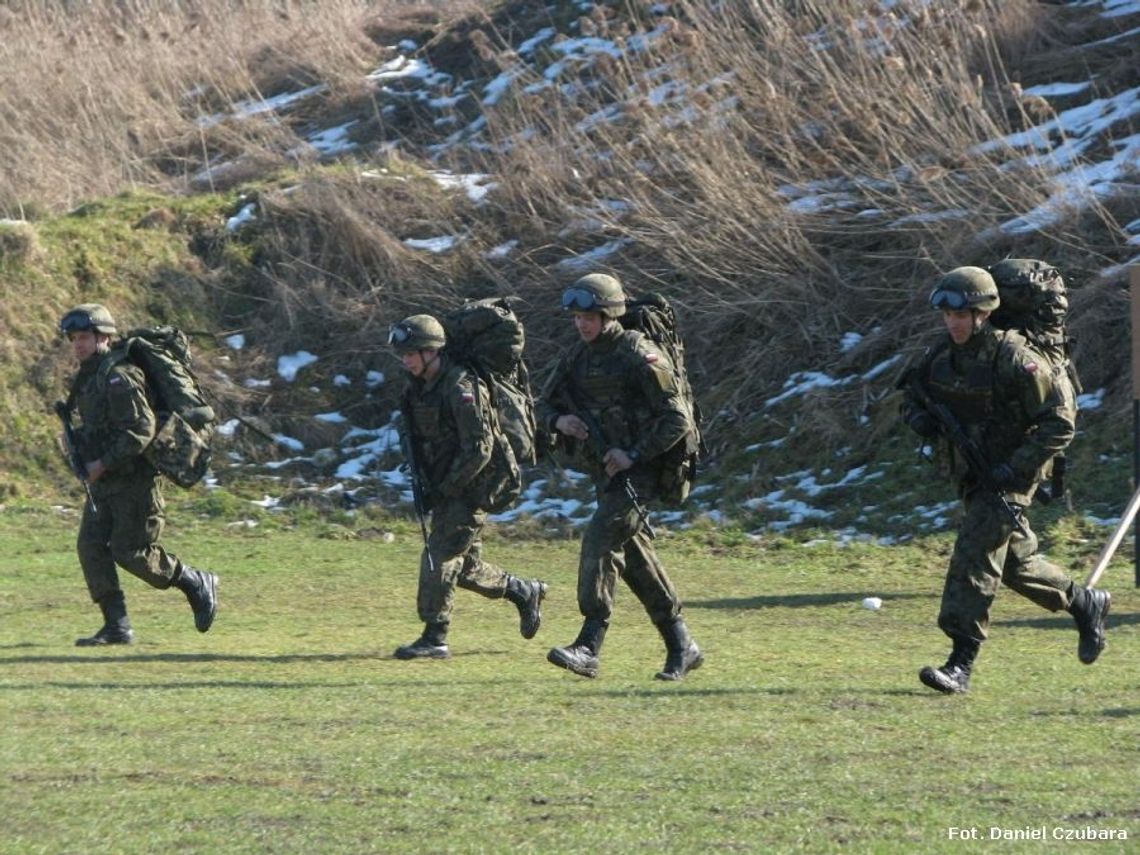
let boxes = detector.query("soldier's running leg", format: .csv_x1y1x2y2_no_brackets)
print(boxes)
920,491,1009,693
621,524,703,680
75,497,134,645
1002,522,1110,663
395,500,494,658
547,487,627,677
108,480,218,634
447,505,548,639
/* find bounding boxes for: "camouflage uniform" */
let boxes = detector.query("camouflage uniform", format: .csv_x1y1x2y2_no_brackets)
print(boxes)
539,273,702,680
390,315,545,659
901,268,1109,694
902,327,1077,642
71,354,182,598
59,304,217,646
406,357,516,623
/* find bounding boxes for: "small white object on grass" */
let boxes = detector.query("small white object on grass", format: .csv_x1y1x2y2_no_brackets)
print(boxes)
861,596,883,610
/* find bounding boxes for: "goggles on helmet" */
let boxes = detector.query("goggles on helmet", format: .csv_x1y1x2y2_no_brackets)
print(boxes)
562,287,625,313
60,311,96,334
387,323,414,345
929,289,971,310
561,287,603,311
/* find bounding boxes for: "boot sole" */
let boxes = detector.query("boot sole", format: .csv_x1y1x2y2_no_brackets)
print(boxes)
75,632,135,647
655,649,704,681
546,647,598,678
393,647,450,660
520,582,548,640
195,573,219,634
1078,591,1110,665
919,666,967,694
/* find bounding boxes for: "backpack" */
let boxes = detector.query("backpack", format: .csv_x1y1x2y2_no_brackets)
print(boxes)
101,326,216,488
442,297,537,466
988,259,1082,394
619,292,705,505
441,298,536,512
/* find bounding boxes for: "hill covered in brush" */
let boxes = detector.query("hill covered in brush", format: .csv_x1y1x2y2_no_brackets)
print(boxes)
1,0,1136,532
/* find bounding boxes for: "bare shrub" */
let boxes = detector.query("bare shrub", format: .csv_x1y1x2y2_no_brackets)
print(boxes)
0,220,39,263
0,0,393,212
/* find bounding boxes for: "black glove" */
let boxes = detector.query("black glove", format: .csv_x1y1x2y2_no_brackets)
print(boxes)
990,462,1016,487
906,411,939,439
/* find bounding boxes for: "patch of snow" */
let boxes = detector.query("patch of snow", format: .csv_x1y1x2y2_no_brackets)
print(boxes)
404,235,458,253
1077,388,1106,410
277,351,319,381
226,203,256,231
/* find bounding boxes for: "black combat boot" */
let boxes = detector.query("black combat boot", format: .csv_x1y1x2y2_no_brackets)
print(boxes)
504,575,549,639
1068,585,1110,664
654,616,704,681
394,622,450,660
75,590,134,646
547,618,607,678
173,565,219,633
919,636,979,694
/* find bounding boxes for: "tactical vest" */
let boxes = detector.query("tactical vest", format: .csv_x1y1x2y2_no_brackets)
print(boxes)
571,330,657,458
924,344,996,429
409,361,520,512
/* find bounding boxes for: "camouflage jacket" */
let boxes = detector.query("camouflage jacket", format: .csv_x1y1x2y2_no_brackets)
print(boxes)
901,325,1076,505
536,321,690,486
67,350,158,489
402,356,497,507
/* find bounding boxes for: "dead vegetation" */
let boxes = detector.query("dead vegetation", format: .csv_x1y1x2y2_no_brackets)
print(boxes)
1,0,1136,497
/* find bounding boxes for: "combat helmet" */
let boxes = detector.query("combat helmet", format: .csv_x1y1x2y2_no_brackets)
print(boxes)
59,304,117,336
929,267,999,313
561,273,627,319
388,314,446,352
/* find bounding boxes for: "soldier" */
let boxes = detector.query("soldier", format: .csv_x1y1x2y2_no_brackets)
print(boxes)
389,314,547,659
899,268,1110,694
538,273,702,681
58,304,218,645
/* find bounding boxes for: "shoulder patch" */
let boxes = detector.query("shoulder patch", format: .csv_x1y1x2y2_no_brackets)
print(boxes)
460,390,476,405
644,352,659,365
1023,361,1038,375
108,375,124,386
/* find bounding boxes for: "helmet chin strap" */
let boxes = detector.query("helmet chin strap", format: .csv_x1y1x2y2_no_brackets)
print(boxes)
970,309,991,335
420,349,441,376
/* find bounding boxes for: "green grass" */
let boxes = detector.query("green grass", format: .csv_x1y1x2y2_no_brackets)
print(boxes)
1,504,1136,854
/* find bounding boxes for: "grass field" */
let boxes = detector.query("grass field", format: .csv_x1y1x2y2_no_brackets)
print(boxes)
1,503,1136,854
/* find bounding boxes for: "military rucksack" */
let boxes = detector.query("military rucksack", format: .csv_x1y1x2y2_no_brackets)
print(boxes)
443,297,537,466
441,298,536,512
101,326,216,488
987,259,1082,394
619,293,705,505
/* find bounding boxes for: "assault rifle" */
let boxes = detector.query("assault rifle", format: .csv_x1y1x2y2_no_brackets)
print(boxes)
54,401,97,514
907,375,1028,536
557,386,655,540
398,395,435,575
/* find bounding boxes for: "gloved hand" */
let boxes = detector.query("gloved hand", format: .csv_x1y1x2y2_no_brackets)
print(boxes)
907,411,939,439
990,462,1016,487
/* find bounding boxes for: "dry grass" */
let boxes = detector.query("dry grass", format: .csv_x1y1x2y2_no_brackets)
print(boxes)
0,0,416,212
1,0,1135,489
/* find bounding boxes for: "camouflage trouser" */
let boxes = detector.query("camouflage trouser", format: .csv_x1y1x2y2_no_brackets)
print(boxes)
77,475,182,603
577,483,681,625
417,498,510,625
938,489,1074,643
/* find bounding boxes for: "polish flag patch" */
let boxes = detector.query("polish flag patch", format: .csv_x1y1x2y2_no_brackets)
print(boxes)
1023,362,1038,374
460,391,476,404
108,375,124,386
644,353,659,365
